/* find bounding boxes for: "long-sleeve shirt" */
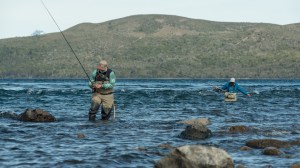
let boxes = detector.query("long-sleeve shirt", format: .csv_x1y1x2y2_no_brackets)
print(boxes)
88,69,116,89
221,82,248,95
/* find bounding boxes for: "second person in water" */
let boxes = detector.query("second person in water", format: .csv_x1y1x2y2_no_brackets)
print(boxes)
214,78,251,101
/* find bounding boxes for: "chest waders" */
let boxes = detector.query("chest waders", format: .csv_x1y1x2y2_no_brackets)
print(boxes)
89,102,99,121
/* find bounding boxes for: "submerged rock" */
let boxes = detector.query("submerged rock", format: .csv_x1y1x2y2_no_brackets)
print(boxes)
77,133,85,139
291,163,300,168
228,125,249,133
291,139,300,146
179,124,212,140
18,108,56,122
154,145,234,168
0,111,19,120
158,143,173,149
262,147,284,156
246,139,291,148
240,146,252,151
235,164,246,168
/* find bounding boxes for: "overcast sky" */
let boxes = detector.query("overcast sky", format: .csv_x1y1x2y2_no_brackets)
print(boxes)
1,0,299,39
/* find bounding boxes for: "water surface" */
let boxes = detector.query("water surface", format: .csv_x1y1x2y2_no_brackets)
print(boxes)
1,79,299,167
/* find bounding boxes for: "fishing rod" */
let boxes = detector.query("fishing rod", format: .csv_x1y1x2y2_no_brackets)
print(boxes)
41,0,117,119
213,86,226,92
41,0,92,83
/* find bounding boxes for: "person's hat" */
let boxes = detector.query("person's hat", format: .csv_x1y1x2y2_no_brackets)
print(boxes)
230,78,235,82
97,60,108,70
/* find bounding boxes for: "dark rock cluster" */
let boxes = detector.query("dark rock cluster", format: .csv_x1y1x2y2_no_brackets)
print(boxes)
18,108,55,122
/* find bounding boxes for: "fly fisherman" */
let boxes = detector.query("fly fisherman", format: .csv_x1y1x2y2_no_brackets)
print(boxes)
41,0,116,120
88,60,116,121
214,78,251,101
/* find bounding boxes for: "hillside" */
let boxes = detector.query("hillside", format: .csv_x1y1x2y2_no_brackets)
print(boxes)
0,14,300,78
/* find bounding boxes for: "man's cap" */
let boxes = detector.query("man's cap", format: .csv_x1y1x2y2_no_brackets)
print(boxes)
97,60,108,70
230,78,235,82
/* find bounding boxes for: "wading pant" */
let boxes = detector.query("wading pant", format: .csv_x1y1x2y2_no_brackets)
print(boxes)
89,93,114,120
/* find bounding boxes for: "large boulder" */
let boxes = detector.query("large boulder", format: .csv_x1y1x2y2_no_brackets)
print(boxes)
179,124,212,140
18,108,56,122
154,145,234,168
246,139,291,148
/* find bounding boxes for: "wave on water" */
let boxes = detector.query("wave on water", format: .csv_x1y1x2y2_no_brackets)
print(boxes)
0,111,19,120
1,79,300,167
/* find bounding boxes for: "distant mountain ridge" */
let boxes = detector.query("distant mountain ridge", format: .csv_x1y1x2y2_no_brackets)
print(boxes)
0,14,299,78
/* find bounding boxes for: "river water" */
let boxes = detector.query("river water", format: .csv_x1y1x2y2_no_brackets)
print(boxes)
0,79,299,168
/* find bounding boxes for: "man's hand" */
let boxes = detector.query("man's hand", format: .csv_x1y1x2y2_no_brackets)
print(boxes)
213,86,219,90
247,93,251,97
92,83,102,89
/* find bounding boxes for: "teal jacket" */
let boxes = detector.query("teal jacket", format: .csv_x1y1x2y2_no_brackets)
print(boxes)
88,69,116,89
221,82,248,95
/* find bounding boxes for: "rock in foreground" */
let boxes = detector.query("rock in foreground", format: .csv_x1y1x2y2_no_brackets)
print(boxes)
18,108,56,122
154,145,234,168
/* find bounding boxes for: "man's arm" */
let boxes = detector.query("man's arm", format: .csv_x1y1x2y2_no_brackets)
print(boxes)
221,82,229,91
236,83,248,95
102,72,116,89
88,70,97,88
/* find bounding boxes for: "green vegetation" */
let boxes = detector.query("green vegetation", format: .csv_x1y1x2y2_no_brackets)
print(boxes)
0,14,299,78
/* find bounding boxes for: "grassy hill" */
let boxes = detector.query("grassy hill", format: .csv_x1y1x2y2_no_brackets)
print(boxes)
0,14,300,79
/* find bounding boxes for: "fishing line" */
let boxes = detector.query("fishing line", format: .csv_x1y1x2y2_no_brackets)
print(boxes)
41,0,92,83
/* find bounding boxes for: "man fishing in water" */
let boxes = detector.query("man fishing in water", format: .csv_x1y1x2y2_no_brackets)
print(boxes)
214,78,251,101
88,60,116,121
41,1,116,120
